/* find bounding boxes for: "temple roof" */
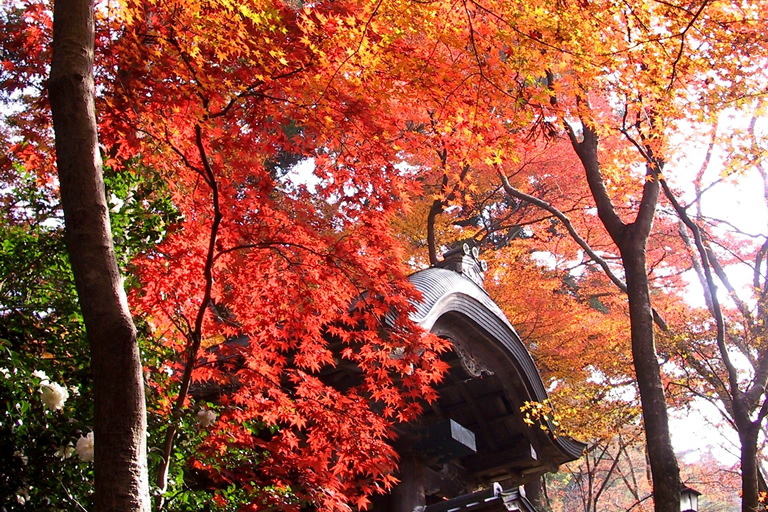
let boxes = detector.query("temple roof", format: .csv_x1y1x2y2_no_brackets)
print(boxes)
403,253,584,491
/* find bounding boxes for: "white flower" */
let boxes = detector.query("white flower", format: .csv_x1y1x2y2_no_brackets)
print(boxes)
40,381,69,411
32,370,49,382
76,432,94,462
109,193,124,212
55,444,75,460
0,367,10,379
69,385,80,397
196,409,217,428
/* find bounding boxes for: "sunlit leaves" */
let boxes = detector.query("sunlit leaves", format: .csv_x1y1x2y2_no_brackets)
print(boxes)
93,0,456,507
5,0,768,506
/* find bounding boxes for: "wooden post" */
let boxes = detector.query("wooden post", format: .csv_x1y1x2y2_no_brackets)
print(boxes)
391,454,426,512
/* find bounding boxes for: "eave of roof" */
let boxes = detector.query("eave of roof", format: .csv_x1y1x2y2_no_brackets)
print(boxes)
408,267,585,464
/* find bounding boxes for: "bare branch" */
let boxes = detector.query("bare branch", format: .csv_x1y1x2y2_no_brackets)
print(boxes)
666,0,710,92
659,179,741,401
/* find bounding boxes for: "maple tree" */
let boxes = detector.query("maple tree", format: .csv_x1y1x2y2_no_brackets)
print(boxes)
5,0,768,509
549,427,653,512
655,108,768,512
101,0,454,508
544,437,741,512
9,0,454,508
394,135,665,509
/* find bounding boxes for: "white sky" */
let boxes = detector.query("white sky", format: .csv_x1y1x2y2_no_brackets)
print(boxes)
664,112,768,468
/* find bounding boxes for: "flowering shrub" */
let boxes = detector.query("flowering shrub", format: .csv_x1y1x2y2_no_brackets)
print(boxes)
40,380,70,412
0,167,97,509
75,432,94,462
0,163,237,510
55,444,75,460
196,409,217,428
0,351,95,510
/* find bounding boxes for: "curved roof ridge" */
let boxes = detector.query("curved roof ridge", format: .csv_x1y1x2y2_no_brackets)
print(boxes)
408,266,585,462
409,267,508,329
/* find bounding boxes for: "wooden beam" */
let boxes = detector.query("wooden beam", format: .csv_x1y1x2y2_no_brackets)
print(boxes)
462,439,542,479
413,419,477,462
456,383,502,451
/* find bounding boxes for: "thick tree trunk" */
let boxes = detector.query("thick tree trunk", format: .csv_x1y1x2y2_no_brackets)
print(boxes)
737,414,761,512
48,0,151,510
620,234,680,512
570,124,681,512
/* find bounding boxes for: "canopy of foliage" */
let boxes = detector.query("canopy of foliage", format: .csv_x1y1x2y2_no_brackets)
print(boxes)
2,0,768,509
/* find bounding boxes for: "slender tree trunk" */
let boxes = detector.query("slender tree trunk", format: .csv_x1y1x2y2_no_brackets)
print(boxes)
48,0,151,510
620,235,680,512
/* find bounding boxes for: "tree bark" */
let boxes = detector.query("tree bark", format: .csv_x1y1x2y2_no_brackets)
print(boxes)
737,411,761,512
568,124,681,512
620,234,680,512
48,0,151,510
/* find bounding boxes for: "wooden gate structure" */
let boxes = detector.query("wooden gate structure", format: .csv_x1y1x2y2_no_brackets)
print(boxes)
373,245,584,511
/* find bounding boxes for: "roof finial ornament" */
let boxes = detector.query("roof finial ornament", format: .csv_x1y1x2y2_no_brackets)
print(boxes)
436,242,488,288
